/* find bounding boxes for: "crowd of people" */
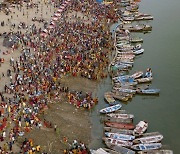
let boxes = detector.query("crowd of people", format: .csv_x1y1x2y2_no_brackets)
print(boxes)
0,0,120,152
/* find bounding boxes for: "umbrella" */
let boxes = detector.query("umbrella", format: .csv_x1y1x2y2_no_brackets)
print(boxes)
48,25,55,29
57,9,63,13
60,6,65,9
40,33,48,37
43,29,48,33
50,21,56,25
52,17,58,21
54,13,61,17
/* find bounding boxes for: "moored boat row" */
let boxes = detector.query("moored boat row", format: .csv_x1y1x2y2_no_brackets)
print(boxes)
91,0,172,153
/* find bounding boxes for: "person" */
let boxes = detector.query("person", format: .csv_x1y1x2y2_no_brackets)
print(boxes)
145,68,152,78
54,124,57,132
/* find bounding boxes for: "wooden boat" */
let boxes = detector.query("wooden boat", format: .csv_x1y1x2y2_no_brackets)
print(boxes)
102,148,119,154
106,144,135,154
131,71,143,79
133,48,144,55
113,87,136,94
131,143,162,151
114,110,128,114
117,51,134,55
103,138,133,147
104,92,116,104
105,142,135,154
104,116,133,124
121,24,152,32
133,134,163,144
136,77,153,83
105,132,135,141
107,113,134,119
100,104,122,114
122,16,135,21
105,122,135,130
138,132,162,138
133,121,148,135
113,95,129,102
130,37,143,43
116,55,135,59
138,149,173,154
104,127,134,135
135,16,154,21
90,148,110,154
126,5,139,12
111,90,133,98
137,89,160,95
116,36,129,40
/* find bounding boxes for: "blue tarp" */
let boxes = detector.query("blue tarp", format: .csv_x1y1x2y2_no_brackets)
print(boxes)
96,0,103,3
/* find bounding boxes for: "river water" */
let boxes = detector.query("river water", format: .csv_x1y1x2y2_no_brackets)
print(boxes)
89,0,180,153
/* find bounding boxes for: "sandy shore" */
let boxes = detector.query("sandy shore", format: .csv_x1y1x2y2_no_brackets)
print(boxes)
0,0,102,153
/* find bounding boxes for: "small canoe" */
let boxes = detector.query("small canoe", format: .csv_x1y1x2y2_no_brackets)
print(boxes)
105,143,135,154
133,48,144,55
137,89,160,95
133,134,163,144
104,116,133,124
134,121,148,135
100,104,122,114
123,16,135,21
131,143,162,151
104,127,134,135
136,77,153,83
103,138,133,147
105,122,135,130
112,90,133,98
104,92,116,104
105,132,135,141
90,148,110,154
107,113,134,119
130,37,143,43
131,71,143,79
102,148,119,154
138,149,173,154
112,94,130,102
113,87,136,94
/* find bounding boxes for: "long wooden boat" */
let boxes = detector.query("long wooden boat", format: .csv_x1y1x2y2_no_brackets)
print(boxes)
121,25,152,32
103,137,133,147
130,37,143,43
100,104,122,114
111,93,130,102
102,148,119,154
131,143,162,151
133,121,148,135
104,116,133,124
138,149,173,154
133,48,144,55
104,127,134,135
133,134,163,144
104,92,116,104
105,142,135,154
138,132,162,138
137,89,160,95
136,77,153,83
105,122,135,130
113,87,136,94
107,113,134,119
90,148,110,154
135,16,154,21
131,71,143,79
111,90,134,98
105,132,135,141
